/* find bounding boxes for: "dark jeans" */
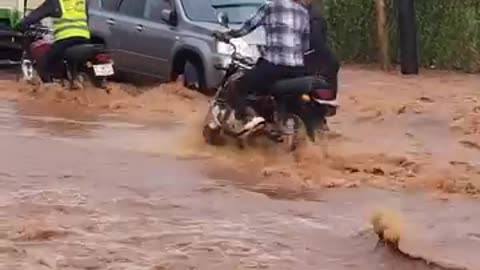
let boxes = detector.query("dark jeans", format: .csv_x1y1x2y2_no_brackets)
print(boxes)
38,37,89,82
232,58,305,120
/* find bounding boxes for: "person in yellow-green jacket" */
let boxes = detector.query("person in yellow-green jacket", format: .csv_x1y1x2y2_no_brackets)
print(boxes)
17,0,90,82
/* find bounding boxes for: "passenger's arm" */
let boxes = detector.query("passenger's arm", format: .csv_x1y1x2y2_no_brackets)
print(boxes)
228,2,271,38
302,17,310,53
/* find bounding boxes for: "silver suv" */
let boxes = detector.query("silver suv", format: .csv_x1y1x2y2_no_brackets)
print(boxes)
88,0,265,91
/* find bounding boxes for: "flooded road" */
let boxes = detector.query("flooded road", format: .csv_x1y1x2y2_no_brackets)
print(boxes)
1,99,479,270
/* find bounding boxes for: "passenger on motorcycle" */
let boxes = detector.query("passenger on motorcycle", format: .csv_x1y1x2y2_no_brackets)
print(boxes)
214,0,311,135
304,2,340,95
304,1,340,130
17,0,90,84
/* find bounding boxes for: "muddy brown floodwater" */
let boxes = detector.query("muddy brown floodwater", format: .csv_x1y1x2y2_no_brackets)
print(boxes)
0,66,480,269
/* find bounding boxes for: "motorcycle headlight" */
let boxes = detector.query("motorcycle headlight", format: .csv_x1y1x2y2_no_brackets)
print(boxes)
216,38,259,60
231,38,259,59
216,41,234,55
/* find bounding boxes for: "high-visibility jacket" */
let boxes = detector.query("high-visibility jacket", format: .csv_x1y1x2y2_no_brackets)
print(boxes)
53,0,90,41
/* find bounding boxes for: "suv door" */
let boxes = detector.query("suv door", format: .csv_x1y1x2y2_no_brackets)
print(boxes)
133,0,177,80
110,0,148,74
88,0,122,52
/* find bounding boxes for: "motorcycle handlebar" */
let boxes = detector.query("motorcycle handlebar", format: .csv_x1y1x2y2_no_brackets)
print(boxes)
0,24,50,37
24,25,51,35
212,31,229,43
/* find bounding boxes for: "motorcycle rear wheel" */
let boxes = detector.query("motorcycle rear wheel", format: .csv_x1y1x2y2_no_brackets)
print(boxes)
94,77,109,90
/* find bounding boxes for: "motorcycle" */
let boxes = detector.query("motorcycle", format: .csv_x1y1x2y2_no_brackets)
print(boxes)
202,13,339,151
16,24,114,90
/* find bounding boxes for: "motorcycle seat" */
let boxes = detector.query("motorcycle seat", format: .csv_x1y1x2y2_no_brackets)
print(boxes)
269,76,331,97
64,43,105,62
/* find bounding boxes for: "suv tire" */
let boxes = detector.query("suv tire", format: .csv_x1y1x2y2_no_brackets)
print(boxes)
183,60,205,91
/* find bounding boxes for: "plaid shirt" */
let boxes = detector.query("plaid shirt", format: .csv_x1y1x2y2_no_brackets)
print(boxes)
230,0,310,67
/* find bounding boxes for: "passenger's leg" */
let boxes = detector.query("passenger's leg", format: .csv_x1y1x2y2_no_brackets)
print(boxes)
61,38,89,77
320,49,340,94
316,52,339,129
324,54,340,95
274,66,306,124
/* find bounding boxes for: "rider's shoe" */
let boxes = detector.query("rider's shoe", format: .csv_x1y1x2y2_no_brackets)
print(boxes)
224,112,265,137
237,116,266,137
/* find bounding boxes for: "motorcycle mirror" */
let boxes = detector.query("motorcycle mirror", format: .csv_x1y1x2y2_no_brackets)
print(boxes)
216,11,229,28
23,0,28,18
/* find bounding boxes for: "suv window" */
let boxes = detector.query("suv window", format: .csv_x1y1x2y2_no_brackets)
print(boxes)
119,0,147,17
101,0,121,11
145,0,171,21
181,0,263,24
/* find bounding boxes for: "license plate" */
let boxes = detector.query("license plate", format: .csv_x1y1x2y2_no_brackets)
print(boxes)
93,63,114,76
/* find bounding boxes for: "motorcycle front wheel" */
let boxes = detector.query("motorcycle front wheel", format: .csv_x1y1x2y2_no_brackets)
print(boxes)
282,113,308,152
17,55,40,85
202,102,227,146
202,124,224,146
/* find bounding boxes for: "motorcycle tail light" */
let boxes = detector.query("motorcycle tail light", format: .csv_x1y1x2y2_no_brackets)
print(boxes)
30,42,51,60
311,88,336,101
95,53,112,63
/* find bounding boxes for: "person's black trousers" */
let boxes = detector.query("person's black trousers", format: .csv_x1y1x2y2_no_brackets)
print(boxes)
232,58,305,119
38,37,89,82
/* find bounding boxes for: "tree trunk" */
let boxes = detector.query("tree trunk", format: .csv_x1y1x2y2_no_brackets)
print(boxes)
397,0,419,75
317,0,326,14
375,0,391,71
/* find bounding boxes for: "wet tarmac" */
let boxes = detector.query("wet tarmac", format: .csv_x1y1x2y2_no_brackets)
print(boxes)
1,98,479,270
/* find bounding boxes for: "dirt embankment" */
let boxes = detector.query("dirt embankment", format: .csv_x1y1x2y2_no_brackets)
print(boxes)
1,66,479,198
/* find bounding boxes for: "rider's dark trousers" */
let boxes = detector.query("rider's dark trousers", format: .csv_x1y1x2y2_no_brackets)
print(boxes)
38,37,89,82
232,58,305,120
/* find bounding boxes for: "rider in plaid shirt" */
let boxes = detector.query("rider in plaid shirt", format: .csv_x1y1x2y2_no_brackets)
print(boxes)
215,0,311,134
230,0,310,66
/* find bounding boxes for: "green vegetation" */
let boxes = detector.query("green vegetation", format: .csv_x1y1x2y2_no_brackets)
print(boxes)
0,7,21,28
323,0,480,72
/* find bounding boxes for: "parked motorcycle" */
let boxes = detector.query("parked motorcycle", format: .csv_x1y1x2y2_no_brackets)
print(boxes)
16,24,114,90
202,13,338,151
